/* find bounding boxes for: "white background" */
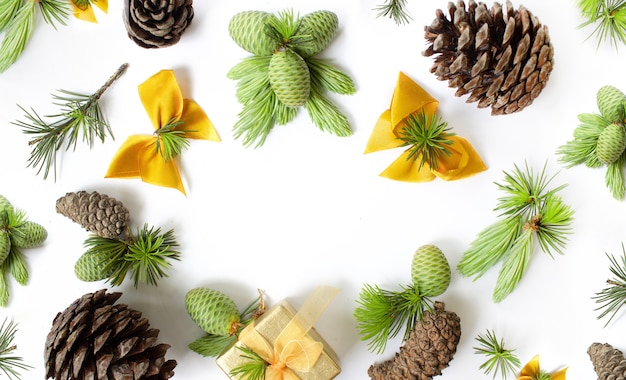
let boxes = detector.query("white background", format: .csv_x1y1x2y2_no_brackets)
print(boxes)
1,0,626,379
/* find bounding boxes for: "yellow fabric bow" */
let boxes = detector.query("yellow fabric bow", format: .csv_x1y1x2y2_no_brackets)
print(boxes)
364,71,487,182
70,0,108,23
105,70,220,195
237,286,340,380
518,355,567,380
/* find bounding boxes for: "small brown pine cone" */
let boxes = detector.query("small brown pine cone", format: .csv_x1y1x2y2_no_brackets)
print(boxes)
588,342,626,380
56,190,130,240
368,301,461,380
124,0,194,48
44,289,177,379
423,0,554,115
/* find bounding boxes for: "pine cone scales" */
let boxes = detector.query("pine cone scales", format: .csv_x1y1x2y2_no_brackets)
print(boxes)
368,301,461,380
125,0,194,48
588,342,626,380
423,0,554,115
45,289,177,379
56,191,130,239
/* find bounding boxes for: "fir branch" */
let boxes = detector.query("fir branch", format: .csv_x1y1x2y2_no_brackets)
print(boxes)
0,318,32,380
398,112,454,170
307,57,356,95
605,153,626,199
0,0,22,32
374,0,412,25
493,229,535,303
474,329,521,379
155,119,190,162
593,243,626,326
230,346,267,380
233,83,277,148
4,247,28,286
0,1,36,74
189,334,237,357
578,0,626,49
556,113,606,168
265,9,302,46
124,225,180,287
534,194,574,257
305,85,352,137
38,0,69,28
15,63,128,180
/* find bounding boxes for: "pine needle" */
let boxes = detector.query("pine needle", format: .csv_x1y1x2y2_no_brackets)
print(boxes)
556,113,606,168
38,0,69,28
578,0,626,49
307,57,356,95
4,247,28,286
155,119,190,162
374,0,412,25
232,83,277,148
188,334,237,357
474,329,521,379
14,63,128,180
0,0,21,32
535,194,575,257
605,153,626,199
305,85,352,137
229,346,267,380
593,243,626,326
398,112,454,171
493,229,535,303
0,1,36,74
0,318,32,380
124,225,181,287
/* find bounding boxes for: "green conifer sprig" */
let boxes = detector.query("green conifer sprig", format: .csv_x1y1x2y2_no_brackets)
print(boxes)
230,346,267,380
374,0,412,25
399,112,455,171
577,0,626,49
593,243,626,326
474,329,520,379
14,63,128,180
457,162,574,303
0,318,32,380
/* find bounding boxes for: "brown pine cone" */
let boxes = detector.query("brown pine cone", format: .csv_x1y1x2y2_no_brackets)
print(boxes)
588,342,626,380
368,301,461,380
124,0,194,48
56,190,130,240
423,0,554,115
44,289,177,379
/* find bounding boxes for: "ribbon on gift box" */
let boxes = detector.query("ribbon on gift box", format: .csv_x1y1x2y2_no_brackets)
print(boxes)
70,0,108,23
235,286,340,380
364,71,486,182
105,69,220,195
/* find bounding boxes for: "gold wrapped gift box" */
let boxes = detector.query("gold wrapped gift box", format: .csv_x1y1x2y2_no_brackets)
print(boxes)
216,301,341,379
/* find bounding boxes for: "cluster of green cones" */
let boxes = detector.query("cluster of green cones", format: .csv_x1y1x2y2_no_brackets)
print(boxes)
227,9,356,147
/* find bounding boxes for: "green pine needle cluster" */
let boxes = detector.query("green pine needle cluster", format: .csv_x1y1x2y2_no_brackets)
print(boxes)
229,346,267,380
228,9,355,147
474,329,521,379
593,243,626,326
374,0,412,25
354,283,432,354
399,112,455,170
155,119,191,162
577,0,626,49
457,162,574,303
188,294,263,358
0,318,32,380
81,224,180,287
14,63,128,180
0,0,68,73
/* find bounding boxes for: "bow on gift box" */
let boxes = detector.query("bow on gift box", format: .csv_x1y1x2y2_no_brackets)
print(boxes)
105,70,219,195
365,71,486,182
235,286,340,380
70,0,108,23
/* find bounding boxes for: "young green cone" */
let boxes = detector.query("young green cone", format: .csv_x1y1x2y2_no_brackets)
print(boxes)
293,10,338,57
597,85,626,123
269,50,311,107
411,244,451,297
596,123,626,165
185,288,241,336
0,231,9,263
229,11,279,56
10,221,47,249
0,195,11,212
74,250,113,282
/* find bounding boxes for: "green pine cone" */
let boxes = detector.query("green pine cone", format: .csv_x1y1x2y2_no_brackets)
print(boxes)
10,221,47,249
597,85,626,123
269,50,311,107
293,10,338,57
74,250,113,282
411,244,451,297
0,231,10,264
185,288,241,336
596,123,626,164
229,11,280,56
0,195,11,213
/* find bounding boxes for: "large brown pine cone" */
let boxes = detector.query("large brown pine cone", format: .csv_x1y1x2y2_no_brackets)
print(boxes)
423,0,554,115
368,301,461,380
44,289,177,379
124,0,194,48
588,342,626,380
56,191,130,240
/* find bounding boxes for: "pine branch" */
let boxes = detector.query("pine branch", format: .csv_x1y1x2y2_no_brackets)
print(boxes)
229,346,267,380
124,225,181,287
307,57,356,95
374,0,412,25
0,318,32,380
556,113,606,168
38,0,69,28
474,329,520,379
578,0,626,49
398,112,455,171
305,84,352,137
535,194,575,257
188,333,237,357
0,1,36,74
606,153,626,199
493,229,535,303
14,63,128,180
0,0,21,32
155,119,190,162
232,83,277,148
593,243,626,326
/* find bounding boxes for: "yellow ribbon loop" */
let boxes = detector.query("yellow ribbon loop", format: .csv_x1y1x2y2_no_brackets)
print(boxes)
365,71,487,182
237,286,340,380
105,70,220,195
517,355,567,380
71,0,108,23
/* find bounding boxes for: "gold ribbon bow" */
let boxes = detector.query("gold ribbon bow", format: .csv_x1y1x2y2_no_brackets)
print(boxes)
237,286,340,380
364,71,486,182
71,0,108,23
105,70,219,195
518,355,567,380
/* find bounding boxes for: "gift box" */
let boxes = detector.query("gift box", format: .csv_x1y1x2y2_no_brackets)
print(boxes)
216,287,341,379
